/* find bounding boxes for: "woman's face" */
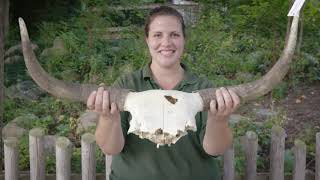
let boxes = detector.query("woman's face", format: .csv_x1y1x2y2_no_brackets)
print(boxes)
146,15,185,69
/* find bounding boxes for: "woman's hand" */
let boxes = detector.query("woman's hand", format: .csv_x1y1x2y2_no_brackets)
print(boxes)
87,86,120,122
88,86,124,155
203,87,240,155
208,87,240,122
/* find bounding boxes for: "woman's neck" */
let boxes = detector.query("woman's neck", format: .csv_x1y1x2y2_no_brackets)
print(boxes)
150,63,184,90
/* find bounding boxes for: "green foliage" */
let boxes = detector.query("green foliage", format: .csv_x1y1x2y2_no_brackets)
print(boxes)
271,82,289,101
56,122,71,137
303,0,320,31
4,61,30,87
184,11,241,86
8,0,319,88
284,149,294,174
96,147,107,173
37,21,69,47
31,116,54,133
229,109,298,174
46,155,56,173
71,148,82,173
291,52,320,82
231,0,288,36
231,113,285,173
294,125,320,171
17,136,106,173
4,98,18,123
4,97,85,142
5,25,21,47
18,136,30,170
71,147,106,173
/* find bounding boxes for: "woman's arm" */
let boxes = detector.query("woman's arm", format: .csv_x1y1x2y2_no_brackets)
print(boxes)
95,114,124,155
202,87,240,156
87,87,125,155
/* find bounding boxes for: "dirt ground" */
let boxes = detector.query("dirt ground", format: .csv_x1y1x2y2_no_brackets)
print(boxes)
278,82,320,170
240,81,320,140
244,81,320,139
237,81,320,171
280,82,320,141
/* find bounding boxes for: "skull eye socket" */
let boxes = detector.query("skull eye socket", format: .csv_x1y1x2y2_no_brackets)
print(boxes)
164,95,178,104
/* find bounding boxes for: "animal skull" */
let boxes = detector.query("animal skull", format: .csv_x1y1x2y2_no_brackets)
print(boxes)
124,90,203,147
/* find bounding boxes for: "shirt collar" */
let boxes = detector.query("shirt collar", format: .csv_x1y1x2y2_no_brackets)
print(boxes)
142,63,198,86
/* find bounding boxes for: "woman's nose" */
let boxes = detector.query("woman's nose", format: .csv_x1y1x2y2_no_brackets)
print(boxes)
161,36,172,46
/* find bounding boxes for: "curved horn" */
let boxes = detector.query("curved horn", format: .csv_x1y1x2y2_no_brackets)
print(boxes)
18,18,130,111
198,15,299,111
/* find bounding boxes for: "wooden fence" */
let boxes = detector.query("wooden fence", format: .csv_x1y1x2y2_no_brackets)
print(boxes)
3,126,319,180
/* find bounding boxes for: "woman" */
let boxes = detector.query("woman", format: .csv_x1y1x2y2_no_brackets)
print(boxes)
87,6,240,180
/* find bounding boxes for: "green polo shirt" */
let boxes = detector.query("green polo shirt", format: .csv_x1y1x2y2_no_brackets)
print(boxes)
110,64,220,180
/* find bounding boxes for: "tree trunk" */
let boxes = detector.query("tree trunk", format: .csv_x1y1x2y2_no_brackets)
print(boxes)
296,4,305,55
0,0,9,170
4,0,9,35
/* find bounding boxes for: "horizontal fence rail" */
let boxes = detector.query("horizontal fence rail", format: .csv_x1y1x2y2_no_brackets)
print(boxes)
3,126,319,180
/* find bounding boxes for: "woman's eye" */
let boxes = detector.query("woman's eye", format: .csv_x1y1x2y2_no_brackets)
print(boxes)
172,33,180,38
154,34,161,38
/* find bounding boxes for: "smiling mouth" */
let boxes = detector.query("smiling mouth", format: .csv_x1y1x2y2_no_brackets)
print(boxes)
159,50,176,56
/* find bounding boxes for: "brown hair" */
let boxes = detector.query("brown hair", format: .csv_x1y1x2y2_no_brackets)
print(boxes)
144,6,186,37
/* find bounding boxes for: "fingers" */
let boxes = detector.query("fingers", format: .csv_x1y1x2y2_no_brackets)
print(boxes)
209,100,217,114
101,90,119,115
229,89,240,110
221,87,233,111
87,91,97,110
110,102,118,114
87,87,119,118
95,87,104,112
212,87,241,116
102,90,110,115
216,88,225,112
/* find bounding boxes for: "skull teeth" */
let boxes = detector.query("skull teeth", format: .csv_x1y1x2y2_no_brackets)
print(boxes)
132,126,194,148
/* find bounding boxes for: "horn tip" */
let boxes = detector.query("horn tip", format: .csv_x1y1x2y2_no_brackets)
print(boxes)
18,17,30,42
18,17,25,26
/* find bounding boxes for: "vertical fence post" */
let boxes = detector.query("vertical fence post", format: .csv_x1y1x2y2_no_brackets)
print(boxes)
56,137,72,180
223,145,234,180
4,137,19,180
81,133,96,180
270,126,285,180
105,155,112,180
29,128,45,180
244,131,258,180
293,140,306,180
316,133,320,180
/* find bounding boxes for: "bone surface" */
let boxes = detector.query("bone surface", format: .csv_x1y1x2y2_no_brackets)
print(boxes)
124,90,203,147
